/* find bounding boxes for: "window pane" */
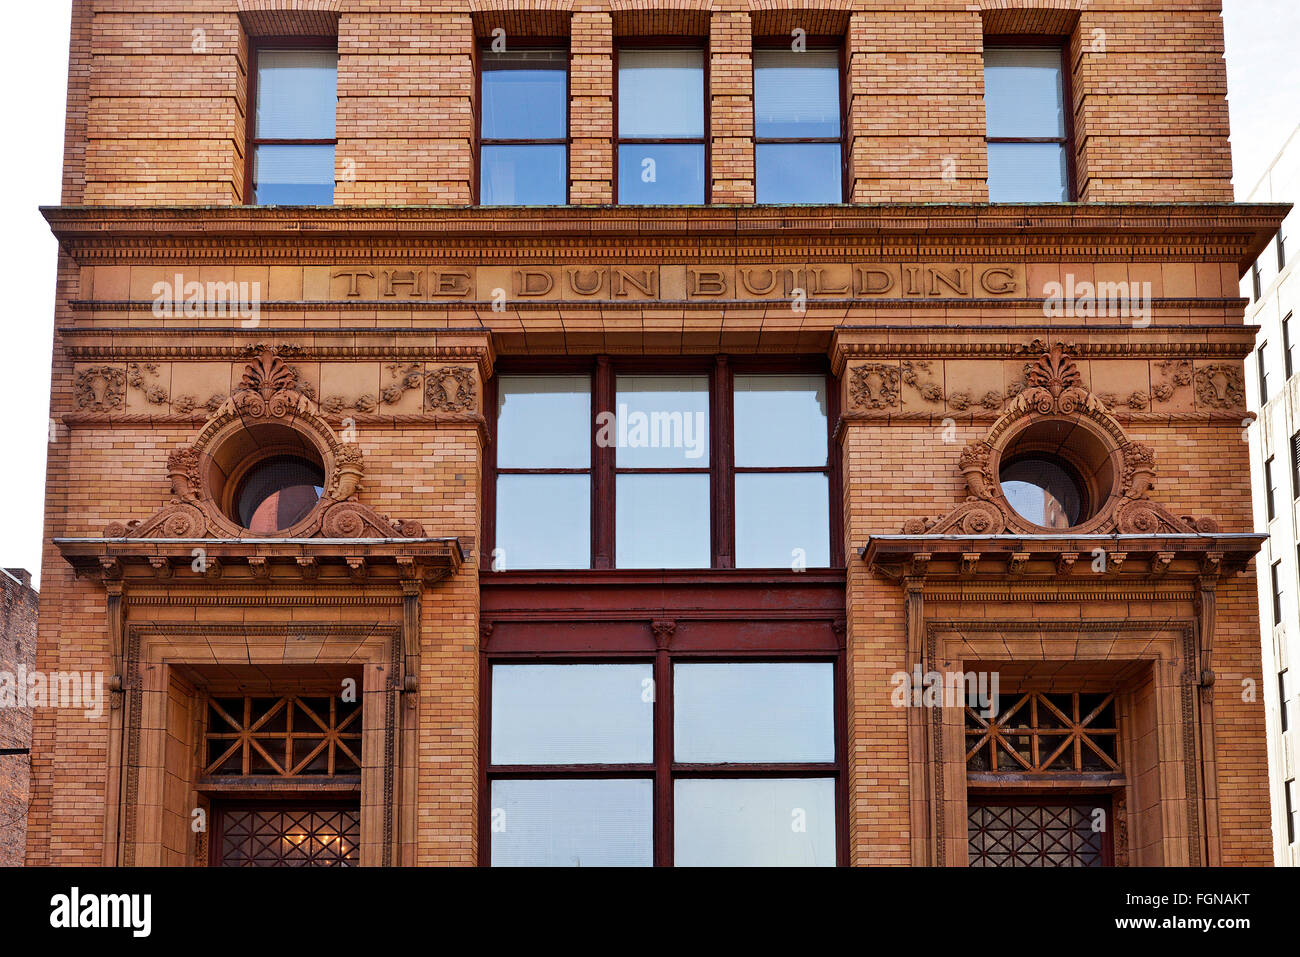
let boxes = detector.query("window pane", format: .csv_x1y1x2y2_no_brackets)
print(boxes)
497,375,590,468
674,778,836,866
256,50,337,139
490,779,652,866
983,47,1064,139
618,48,704,138
616,473,710,568
481,144,567,205
614,375,709,467
756,144,842,203
734,375,827,467
491,664,653,765
496,474,590,569
754,49,840,138
735,473,830,568
987,142,1068,202
481,50,567,139
253,145,335,205
618,144,705,204
674,662,834,762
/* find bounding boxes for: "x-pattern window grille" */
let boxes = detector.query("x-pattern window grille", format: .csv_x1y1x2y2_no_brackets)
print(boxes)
968,802,1105,867
218,807,360,867
204,696,362,777
965,692,1120,774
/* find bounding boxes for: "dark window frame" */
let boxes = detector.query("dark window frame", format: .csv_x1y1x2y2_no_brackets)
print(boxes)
613,38,712,205
484,355,843,572
1286,779,1297,846
1285,313,1295,380
1266,455,1278,522
474,37,573,206
1279,668,1291,734
1259,341,1271,403
751,36,849,204
479,635,848,867
245,37,340,206
982,35,1077,202
1272,559,1284,626
1291,432,1300,500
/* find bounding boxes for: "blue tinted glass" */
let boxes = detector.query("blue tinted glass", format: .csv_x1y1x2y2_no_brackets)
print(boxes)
256,50,337,139
987,142,1068,202
618,49,705,138
481,144,567,205
254,144,334,205
984,47,1064,139
756,143,842,203
618,144,705,205
754,49,840,138
481,50,567,140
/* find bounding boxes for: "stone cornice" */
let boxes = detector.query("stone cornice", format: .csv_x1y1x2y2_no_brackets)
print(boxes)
828,325,1259,372
42,203,1289,269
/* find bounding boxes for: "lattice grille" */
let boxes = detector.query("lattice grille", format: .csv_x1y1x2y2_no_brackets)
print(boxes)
217,807,360,867
204,696,362,777
966,692,1120,774
968,802,1107,867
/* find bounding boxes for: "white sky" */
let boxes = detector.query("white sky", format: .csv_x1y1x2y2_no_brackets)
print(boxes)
0,1,1297,588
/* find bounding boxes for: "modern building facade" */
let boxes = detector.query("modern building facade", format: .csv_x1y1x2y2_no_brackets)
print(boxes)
1244,123,1300,866
27,0,1288,867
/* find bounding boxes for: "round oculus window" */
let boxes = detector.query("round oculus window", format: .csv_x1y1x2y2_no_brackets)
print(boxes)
234,455,325,533
999,456,1084,529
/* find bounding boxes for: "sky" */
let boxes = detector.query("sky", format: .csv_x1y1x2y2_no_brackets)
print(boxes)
0,0,1298,587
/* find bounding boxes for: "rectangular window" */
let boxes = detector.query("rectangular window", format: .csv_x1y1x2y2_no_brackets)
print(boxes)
753,47,843,203
1281,220,1290,272
734,375,831,567
1292,432,1300,500
494,375,591,570
617,47,706,204
479,47,568,205
488,361,834,570
1286,314,1296,380
1281,669,1292,734
614,375,711,568
1259,343,1271,403
1273,559,1284,627
983,45,1071,202
250,48,338,205
1287,779,1297,845
1267,456,1278,522
1252,263,1263,301
486,660,838,866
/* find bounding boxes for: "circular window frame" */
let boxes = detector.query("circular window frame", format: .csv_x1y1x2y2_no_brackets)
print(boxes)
989,416,1123,534
196,416,340,538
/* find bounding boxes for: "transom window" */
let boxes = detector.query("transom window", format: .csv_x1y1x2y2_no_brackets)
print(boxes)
487,660,839,866
479,46,569,205
203,695,362,778
249,47,338,205
488,361,835,571
754,46,843,203
965,692,1120,775
983,44,1071,202
616,47,707,204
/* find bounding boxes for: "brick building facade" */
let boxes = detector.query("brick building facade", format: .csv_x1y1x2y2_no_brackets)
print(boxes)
27,0,1289,866
2,569,38,867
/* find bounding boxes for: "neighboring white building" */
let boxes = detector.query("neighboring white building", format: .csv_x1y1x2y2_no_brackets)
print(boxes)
1245,123,1300,865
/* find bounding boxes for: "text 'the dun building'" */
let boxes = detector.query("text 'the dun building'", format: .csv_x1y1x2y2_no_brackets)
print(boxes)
28,0,1289,866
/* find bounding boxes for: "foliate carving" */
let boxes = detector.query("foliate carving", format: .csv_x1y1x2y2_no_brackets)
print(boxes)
166,446,202,501
1151,360,1192,403
75,366,126,411
651,619,677,649
1193,364,1245,410
173,393,225,415
902,361,944,404
1019,343,1089,415
1099,391,1149,411
948,390,1002,412
322,393,378,415
127,362,168,405
900,343,1218,538
849,363,902,410
382,363,424,405
425,366,477,413
101,348,426,543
